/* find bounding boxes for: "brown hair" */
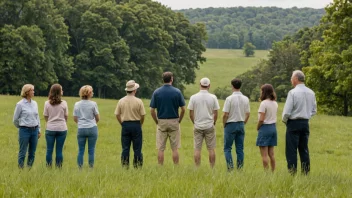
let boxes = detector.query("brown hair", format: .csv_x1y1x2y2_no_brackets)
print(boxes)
162,72,173,83
260,84,276,101
48,84,62,105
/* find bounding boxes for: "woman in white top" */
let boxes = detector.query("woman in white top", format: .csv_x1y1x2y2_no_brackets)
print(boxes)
74,85,100,168
256,84,278,171
44,84,68,168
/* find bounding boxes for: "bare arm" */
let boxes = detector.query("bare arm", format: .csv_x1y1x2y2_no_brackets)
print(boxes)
244,112,250,124
150,108,158,125
140,115,145,125
74,116,78,124
257,112,265,131
213,110,218,125
178,106,185,123
95,114,100,123
116,114,122,125
223,112,229,128
189,110,194,124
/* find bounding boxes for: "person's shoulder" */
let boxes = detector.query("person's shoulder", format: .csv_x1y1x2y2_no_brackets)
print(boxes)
209,93,218,100
61,100,68,105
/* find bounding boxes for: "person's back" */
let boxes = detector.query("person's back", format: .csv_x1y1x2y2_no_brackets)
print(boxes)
150,72,185,165
74,100,99,128
151,85,184,119
285,84,316,120
222,78,250,171
189,91,219,130
44,100,68,131
224,92,250,122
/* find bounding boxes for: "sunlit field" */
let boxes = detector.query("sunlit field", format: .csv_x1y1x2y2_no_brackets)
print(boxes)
184,49,269,98
0,95,351,197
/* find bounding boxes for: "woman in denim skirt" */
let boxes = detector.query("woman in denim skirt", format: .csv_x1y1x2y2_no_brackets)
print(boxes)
256,84,278,171
73,85,100,168
44,84,68,168
13,84,41,168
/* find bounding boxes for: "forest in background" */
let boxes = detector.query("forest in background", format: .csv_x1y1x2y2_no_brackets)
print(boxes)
0,0,206,98
179,7,324,49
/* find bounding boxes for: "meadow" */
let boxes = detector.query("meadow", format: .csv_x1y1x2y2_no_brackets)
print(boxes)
0,49,351,197
184,49,269,98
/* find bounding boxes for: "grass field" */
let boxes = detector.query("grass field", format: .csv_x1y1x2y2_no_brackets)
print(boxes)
0,95,351,197
184,49,269,98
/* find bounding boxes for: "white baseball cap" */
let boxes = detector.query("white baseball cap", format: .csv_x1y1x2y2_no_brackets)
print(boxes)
200,77,210,86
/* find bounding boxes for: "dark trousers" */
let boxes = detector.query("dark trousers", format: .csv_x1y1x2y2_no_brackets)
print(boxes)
121,121,143,168
285,119,310,174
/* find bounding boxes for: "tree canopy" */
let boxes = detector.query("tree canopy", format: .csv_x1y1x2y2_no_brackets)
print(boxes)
0,0,207,98
178,7,324,50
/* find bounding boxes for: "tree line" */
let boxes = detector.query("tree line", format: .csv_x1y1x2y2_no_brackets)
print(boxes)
178,7,325,50
221,0,351,116
0,0,207,98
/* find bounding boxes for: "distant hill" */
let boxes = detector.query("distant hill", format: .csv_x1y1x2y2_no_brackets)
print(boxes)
178,7,325,49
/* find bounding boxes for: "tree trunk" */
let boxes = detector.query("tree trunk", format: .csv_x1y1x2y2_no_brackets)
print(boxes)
343,93,348,116
98,87,102,98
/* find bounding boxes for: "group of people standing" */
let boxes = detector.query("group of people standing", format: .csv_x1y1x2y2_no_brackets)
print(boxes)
13,70,316,175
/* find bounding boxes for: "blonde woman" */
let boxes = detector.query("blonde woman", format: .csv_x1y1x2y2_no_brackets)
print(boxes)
73,85,100,168
44,84,68,168
13,84,41,168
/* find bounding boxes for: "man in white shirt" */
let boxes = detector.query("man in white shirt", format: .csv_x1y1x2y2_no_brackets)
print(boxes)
222,78,250,171
188,78,220,168
282,70,317,175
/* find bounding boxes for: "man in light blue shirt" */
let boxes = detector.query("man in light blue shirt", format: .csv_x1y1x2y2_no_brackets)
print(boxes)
282,70,317,175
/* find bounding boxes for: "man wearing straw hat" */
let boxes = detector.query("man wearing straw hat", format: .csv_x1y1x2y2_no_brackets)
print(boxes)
115,80,146,169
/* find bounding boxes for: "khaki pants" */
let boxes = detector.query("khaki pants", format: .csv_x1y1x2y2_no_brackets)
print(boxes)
156,119,180,151
194,126,216,150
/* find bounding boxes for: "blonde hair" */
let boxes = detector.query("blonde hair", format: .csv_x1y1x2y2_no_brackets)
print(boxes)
20,84,34,98
79,85,93,99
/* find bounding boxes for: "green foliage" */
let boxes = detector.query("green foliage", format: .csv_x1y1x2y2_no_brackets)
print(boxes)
183,49,269,98
214,86,232,100
304,0,352,116
0,0,207,99
243,42,256,57
0,0,73,93
238,38,302,101
179,7,325,49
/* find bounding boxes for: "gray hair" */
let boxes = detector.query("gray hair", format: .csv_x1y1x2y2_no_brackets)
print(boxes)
292,70,305,82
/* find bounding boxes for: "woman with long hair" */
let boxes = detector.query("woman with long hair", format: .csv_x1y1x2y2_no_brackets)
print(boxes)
74,85,100,168
256,84,278,171
44,84,68,168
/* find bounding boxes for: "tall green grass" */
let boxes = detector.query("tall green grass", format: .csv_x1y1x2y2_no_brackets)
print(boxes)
0,95,351,197
184,49,268,98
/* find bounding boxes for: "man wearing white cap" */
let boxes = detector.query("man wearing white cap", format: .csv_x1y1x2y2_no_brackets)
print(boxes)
115,80,146,168
188,77,220,168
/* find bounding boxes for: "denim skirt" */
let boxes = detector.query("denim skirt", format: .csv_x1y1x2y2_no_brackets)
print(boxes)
256,123,277,146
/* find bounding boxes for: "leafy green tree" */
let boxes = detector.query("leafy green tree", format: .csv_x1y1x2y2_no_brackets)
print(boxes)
304,0,352,116
243,42,256,57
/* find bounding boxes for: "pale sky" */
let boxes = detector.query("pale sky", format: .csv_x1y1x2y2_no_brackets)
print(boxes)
153,0,333,10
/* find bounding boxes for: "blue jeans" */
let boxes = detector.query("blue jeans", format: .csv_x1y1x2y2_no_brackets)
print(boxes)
45,130,67,168
18,126,39,168
224,122,245,170
121,121,143,168
77,126,98,168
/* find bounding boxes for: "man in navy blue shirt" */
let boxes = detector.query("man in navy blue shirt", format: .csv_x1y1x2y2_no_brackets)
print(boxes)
150,72,186,165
